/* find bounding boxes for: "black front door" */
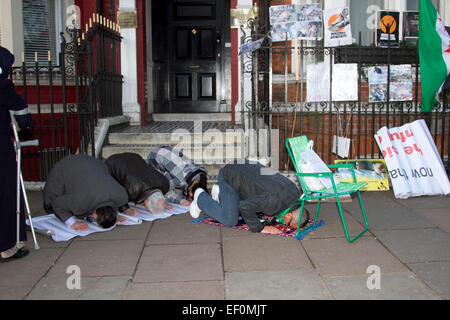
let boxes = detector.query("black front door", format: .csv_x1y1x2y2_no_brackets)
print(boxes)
152,0,228,113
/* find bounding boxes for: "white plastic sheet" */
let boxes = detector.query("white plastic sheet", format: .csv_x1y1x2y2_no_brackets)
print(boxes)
374,119,450,199
26,203,189,242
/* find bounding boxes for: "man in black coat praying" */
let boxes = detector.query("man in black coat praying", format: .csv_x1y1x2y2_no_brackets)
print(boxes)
105,152,172,215
0,46,33,262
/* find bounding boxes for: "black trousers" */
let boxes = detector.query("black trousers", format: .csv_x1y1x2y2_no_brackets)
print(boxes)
0,135,26,252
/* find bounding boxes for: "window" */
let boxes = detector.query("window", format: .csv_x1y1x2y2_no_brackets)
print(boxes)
22,0,61,63
349,0,384,46
407,0,418,11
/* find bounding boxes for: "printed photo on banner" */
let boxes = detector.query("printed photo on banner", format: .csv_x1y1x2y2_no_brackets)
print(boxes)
269,5,296,41
269,5,296,25
271,22,296,42
368,65,413,102
323,7,352,47
334,159,390,191
403,11,419,38
269,4,322,42
296,3,323,40
376,11,400,48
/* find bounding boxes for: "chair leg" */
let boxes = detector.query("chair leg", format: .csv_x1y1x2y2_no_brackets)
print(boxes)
313,198,321,224
295,198,324,240
335,192,368,243
296,200,306,235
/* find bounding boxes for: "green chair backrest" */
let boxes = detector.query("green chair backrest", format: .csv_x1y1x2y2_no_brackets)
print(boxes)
286,136,312,192
286,136,310,173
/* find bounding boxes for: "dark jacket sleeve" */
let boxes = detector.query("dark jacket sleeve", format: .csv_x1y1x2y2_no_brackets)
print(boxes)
0,80,27,111
239,192,279,233
0,80,32,130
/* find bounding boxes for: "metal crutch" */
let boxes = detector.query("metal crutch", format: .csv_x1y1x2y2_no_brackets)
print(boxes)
10,111,40,250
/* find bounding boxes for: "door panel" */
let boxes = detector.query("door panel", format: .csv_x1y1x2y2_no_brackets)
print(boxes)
168,0,224,112
198,73,215,99
176,28,192,59
175,74,192,98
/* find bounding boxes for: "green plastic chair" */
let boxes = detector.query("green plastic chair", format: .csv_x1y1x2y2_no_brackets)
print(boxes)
280,136,369,243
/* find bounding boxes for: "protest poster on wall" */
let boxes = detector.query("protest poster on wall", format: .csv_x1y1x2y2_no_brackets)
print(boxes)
270,5,297,42
376,11,400,48
374,119,450,199
269,4,322,42
403,11,419,38
368,65,413,102
332,63,358,101
296,3,323,40
307,63,358,102
306,62,330,102
323,7,353,47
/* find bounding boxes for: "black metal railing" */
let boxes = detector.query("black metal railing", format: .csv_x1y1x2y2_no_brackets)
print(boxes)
240,19,450,172
11,18,123,182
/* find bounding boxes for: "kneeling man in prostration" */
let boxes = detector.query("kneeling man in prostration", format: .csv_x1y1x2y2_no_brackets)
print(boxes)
189,160,309,234
43,155,129,231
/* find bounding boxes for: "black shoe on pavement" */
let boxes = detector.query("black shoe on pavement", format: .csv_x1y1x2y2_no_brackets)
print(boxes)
0,248,29,262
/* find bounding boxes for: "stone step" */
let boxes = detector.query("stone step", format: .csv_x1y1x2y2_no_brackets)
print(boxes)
101,144,243,168
152,113,232,122
108,131,244,145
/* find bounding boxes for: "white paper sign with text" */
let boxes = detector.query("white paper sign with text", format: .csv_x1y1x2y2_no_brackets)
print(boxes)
374,119,450,199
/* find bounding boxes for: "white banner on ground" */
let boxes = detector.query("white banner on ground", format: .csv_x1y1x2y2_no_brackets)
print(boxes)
26,204,189,242
374,119,450,199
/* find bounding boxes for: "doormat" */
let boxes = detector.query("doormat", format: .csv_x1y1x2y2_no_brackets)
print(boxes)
192,215,325,240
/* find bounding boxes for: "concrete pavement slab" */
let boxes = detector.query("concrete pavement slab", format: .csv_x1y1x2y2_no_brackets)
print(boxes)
221,225,269,240
78,275,132,300
407,261,450,300
25,231,71,249
222,235,312,272
353,205,435,231
0,286,33,300
301,236,408,276
0,248,64,287
323,272,440,300
225,270,329,300
147,214,221,245
134,243,223,283
304,203,372,239
26,276,132,300
123,281,225,300
344,193,436,231
407,208,450,234
374,228,450,263
395,195,450,210
45,240,144,277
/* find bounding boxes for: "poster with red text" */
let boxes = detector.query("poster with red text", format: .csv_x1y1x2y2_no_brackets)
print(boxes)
374,119,450,199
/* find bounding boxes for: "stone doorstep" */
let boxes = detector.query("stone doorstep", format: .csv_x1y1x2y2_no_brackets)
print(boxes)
108,131,244,145
152,113,232,122
101,144,244,163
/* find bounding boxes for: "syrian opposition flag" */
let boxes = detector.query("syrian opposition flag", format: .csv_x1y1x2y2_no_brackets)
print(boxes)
419,0,450,112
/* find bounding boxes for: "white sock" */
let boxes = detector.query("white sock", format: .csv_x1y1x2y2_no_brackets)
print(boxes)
211,184,220,202
189,188,205,219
